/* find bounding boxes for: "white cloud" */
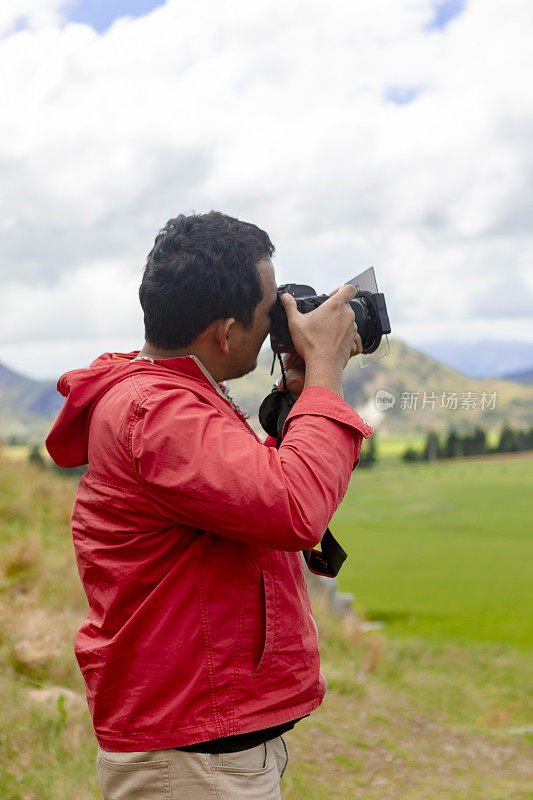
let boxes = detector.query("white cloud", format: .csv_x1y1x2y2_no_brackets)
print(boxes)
0,0,532,378
0,0,63,36
0,261,142,344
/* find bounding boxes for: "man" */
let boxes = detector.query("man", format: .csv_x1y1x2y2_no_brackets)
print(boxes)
46,211,372,799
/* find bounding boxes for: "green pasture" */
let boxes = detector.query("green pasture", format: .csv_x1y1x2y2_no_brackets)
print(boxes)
373,432,424,460
335,457,533,650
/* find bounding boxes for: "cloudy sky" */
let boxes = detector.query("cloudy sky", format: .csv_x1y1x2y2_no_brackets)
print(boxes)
0,0,531,380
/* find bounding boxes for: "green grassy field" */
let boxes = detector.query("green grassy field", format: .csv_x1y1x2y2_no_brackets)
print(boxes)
0,449,532,799
335,457,532,649
372,432,425,460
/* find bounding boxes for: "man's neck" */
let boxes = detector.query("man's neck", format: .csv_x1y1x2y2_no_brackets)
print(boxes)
138,342,226,383
138,343,192,360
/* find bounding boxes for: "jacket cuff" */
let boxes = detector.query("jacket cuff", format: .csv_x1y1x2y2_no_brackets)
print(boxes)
282,385,374,440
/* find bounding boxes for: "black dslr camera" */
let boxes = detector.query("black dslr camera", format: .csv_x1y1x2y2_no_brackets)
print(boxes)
260,266,391,441
269,272,391,356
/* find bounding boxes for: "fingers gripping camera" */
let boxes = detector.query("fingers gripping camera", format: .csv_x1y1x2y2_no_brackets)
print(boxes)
269,267,391,359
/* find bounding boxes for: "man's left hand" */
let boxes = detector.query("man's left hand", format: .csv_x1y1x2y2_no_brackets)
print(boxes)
281,353,306,400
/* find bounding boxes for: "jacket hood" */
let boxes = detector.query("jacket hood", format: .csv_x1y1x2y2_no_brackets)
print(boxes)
45,352,151,467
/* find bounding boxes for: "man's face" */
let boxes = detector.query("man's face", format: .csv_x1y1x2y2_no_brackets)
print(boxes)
225,257,278,380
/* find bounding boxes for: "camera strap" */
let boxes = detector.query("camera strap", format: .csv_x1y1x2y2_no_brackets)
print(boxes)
258,375,347,578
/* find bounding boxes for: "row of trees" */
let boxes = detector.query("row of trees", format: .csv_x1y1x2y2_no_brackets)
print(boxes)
402,424,533,462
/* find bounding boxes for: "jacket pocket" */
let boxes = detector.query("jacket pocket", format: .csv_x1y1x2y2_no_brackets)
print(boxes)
252,569,276,676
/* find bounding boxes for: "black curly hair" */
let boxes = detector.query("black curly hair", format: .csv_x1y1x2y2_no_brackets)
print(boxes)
139,211,275,349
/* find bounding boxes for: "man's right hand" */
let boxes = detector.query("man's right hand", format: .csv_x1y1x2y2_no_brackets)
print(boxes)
281,285,361,398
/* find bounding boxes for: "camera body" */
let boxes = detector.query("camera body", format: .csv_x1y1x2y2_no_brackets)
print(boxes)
269,283,391,355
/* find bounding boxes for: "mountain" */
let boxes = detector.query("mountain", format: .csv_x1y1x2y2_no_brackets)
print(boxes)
228,339,533,435
500,367,533,384
413,340,533,379
0,362,62,441
1,339,532,442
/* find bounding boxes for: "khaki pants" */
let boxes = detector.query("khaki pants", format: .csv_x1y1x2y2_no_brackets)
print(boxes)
96,736,289,800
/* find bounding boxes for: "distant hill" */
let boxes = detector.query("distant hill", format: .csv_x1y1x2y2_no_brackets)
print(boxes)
229,339,533,435
500,366,533,385
414,340,533,379
1,339,532,442
0,362,62,441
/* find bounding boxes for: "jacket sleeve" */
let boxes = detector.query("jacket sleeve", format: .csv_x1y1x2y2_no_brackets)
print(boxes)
132,385,373,551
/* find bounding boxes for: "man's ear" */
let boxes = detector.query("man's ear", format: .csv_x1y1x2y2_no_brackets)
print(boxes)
214,318,236,355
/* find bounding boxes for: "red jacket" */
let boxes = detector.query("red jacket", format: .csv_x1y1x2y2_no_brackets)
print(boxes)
46,351,372,751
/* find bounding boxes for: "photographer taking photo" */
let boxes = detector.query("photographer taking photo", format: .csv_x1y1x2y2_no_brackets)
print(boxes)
46,211,373,800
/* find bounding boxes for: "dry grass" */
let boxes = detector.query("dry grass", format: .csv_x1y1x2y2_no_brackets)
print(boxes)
283,676,533,800
1,535,43,580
